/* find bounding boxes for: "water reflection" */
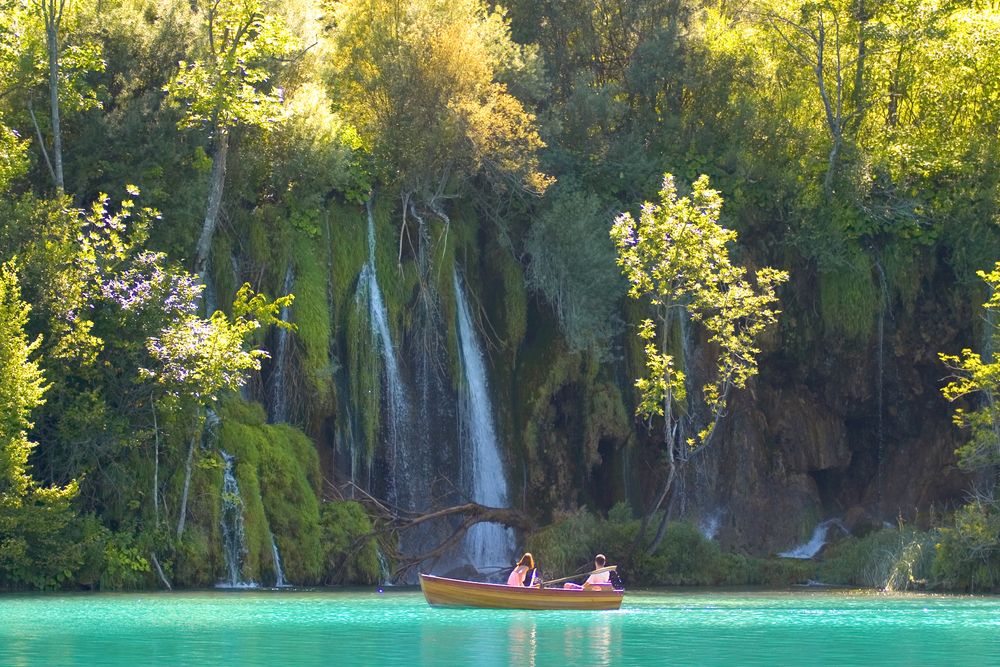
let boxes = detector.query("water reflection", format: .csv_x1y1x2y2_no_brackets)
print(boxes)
507,616,537,667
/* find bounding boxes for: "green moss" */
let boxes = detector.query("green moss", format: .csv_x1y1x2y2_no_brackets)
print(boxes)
328,201,368,329
291,233,333,405
319,500,380,585
209,398,325,585
818,247,878,342
882,242,926,316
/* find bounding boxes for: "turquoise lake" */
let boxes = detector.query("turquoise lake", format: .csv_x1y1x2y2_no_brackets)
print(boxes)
1,589,998,666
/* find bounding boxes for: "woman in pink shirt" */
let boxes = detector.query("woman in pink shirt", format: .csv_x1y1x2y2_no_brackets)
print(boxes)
506,552,537,587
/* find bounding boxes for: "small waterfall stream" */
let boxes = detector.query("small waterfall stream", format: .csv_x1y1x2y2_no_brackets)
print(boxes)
357,198,412,508
778,519,849,559
874,259,890,518
453,270,515,572
269,533,289,588
218,451,257,588
269,265,295,423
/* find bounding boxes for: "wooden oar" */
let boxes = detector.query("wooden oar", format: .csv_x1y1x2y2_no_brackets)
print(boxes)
538,565,617,587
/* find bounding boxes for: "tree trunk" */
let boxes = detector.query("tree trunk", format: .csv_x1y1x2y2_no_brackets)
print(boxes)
647,449,678,553
176,427,198,540
851,0,868,130
46,20,63,193
152,394,160,525
193,128,230,287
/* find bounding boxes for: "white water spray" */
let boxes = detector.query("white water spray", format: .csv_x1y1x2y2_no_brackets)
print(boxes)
217,451,258,588
779,519,849,559
270,532,289,588
453,270,515,572
356,199,411,506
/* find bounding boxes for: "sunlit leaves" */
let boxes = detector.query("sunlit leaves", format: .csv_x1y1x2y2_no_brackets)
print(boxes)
164,0,297,134
940,262,1000,471
144,283,292,405
611,173,789,446
326,0,550,199
0,260,78,588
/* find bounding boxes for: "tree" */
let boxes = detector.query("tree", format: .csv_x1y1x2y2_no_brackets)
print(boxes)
326,0,551,219
940,263,1000,474
143,283,293,539
938,262,1000,587
164,0,296,285
0,260,79,588
19,0,104,193
752,0,867,196
610,174,788,551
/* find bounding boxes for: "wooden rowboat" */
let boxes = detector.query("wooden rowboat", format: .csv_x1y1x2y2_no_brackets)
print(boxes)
419,573,624,610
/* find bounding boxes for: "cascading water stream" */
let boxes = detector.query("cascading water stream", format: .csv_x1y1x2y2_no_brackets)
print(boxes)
778,519,849,559
270,265,295,423
270,533,289,588
218,451,257,588
874,259,890,518
357,199,411,508
453,270,515,572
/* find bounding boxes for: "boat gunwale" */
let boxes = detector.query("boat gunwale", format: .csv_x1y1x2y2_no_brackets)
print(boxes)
419,573,624,610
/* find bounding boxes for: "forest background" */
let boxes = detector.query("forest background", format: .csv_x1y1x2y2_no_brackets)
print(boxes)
2,0,1000,592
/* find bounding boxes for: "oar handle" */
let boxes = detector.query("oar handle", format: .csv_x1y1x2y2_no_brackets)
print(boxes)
539,565,617,587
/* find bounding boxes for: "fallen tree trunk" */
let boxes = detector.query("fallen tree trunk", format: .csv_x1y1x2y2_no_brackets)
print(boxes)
337,481,533,580
382,503,533,580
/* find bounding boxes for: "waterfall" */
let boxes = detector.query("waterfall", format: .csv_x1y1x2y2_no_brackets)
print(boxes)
358,199,412,508
698,510,723,541
270,265,295,423
217,451,257,588
453,269,515,572
778,519,849,559
874,259,890,518
376,547,392,588
270,532,289,588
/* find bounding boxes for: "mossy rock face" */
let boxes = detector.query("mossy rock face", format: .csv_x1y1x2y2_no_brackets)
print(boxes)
291,232,334,412
319,500,380,585
818,246,878,342
202,398,325,586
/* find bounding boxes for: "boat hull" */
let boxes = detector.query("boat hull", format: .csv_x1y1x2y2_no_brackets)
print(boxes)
419,574,623,610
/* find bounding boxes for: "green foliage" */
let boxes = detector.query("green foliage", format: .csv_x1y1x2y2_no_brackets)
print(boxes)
0,261,80,589
932,501,1000,591
818,528,937,590
526,504,810,586
524,183,624,355
99,530,152,591
818,246,878,342
164,0,296,133
940,262,1000,471
145,283,293,405
319,500,380,585
326,0,551,200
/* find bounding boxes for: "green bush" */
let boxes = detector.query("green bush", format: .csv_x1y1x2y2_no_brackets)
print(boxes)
931,501,1000,592
818,527,936,590
319,500,380,585
526,504,811,587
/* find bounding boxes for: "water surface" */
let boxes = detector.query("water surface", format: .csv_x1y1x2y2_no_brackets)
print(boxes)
2,588,997,666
